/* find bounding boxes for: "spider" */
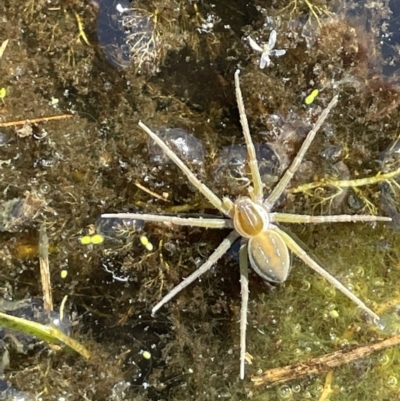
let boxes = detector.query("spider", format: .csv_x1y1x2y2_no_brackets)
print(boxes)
102,70,391,379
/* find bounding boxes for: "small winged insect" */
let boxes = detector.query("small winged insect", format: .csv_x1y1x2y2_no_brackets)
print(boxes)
103,71,390,379
248,30,286,68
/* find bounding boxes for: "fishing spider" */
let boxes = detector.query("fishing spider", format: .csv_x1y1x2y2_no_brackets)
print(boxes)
102,70,390,379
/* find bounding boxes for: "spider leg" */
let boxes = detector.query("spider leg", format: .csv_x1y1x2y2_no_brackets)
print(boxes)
101,213,234,229
271,213,391,224
264,95,339,211
139,121,234,216
234,70,263,202
152,230,241,315
273,225,380,322
239,240,249,380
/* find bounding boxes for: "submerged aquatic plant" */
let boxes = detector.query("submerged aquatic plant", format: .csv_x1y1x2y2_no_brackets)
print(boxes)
94,0,161,74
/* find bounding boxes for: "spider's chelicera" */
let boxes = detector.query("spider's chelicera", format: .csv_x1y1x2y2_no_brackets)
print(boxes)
102,70,391,379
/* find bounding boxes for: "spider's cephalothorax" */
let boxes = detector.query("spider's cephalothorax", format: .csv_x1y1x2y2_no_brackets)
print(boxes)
232,197,267,238
102,70,391,379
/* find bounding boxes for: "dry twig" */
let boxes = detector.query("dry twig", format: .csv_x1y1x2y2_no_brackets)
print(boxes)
0,114,73,127
252,334,400,386
135,181,170,202
39,223,53,312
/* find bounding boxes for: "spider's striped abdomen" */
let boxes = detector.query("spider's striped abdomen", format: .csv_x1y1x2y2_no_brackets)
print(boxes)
249,230,290,283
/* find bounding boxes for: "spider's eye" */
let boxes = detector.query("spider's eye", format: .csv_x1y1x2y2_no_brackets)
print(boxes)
233,197,267,238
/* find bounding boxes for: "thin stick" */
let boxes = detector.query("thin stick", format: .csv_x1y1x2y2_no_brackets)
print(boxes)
0,114,73,127
264,95,339,210
252,334,400,386
271,213,391,224
39,223,53,312
152,230,240,315
101,213,234,229
234,70,263,202
135,181,170,202
239,241,249,380
274,226,380,322
139,121,233,216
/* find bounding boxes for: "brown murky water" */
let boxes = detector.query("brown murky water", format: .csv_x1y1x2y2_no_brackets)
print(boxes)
1,0,400,400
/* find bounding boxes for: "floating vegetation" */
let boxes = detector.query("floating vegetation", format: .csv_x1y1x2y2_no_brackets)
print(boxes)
379,139,400,231
3,0,400,398
94,0,161,74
